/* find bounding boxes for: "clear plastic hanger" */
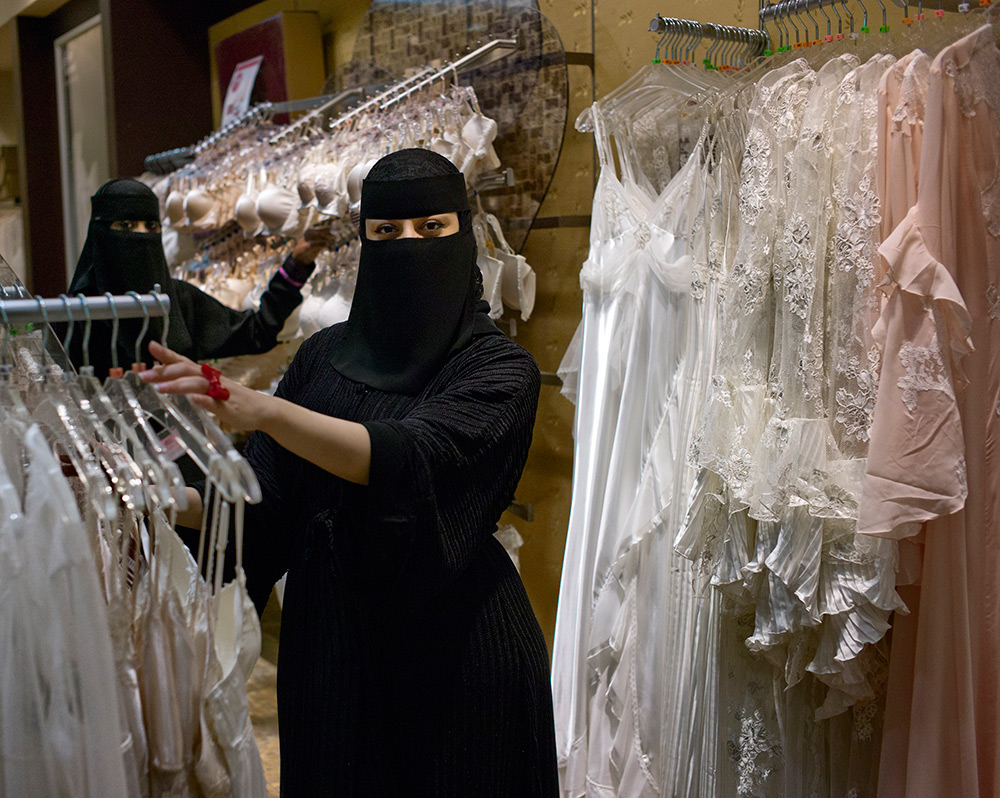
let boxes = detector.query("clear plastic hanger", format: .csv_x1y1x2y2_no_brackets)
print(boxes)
130,291,261,505
0,291,31,425
27,296,117,522
95,293,190,508
70,291,180,510
46,294,149,513
105,292,233,496
915,0,993,57
601,19,731,185
0,293,32,501
577,16,721,135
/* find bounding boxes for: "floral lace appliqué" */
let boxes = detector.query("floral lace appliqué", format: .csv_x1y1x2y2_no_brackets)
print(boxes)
727,708,782,796
988,284,1000,319
740,129,772,226
782,214,815,319
897,332,954,412
731,259,768,313
943,42,1000,120
835,367,878,442
741,348,764,385
834,174,881,289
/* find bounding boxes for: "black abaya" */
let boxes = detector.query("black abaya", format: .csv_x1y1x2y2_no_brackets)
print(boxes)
239,323,558,797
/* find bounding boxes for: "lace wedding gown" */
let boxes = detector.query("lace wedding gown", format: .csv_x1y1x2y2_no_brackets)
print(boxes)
682,53,907,796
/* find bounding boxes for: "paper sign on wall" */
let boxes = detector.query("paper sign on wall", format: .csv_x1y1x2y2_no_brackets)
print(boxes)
220,55,263,128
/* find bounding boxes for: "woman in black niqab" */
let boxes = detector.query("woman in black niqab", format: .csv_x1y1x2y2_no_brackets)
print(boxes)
67,178,320,377
330,147,500,393
141,148,559,796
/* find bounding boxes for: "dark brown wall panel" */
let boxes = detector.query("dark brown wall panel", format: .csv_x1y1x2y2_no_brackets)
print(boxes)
14,15,64,294
101,0,213,177
14,0,99,294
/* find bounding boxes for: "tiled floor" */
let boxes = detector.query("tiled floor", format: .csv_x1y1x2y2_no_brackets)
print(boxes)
249,591,282,797
248,657,281,797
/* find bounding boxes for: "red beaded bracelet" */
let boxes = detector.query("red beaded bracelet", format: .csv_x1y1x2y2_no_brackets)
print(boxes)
201,363,230,401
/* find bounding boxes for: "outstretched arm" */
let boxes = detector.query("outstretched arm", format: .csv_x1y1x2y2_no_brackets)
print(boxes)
141,340,372,486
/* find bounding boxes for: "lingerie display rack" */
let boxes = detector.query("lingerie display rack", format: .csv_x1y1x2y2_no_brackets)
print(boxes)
145,35,520,176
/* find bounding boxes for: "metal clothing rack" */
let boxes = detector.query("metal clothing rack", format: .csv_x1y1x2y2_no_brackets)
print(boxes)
760,0,974,40
269,34,520,145
268,67,437,145
763,0,971,18
650,14,771,63
0,287,170,324
145,36,521,174
144,90,367,175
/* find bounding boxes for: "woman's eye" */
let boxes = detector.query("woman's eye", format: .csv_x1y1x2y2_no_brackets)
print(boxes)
148,221,162,234
375,224,397,235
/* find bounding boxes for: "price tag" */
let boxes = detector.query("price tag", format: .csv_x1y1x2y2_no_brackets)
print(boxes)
220,55,264,128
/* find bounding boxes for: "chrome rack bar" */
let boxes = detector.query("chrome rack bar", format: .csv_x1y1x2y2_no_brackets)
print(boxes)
889,0,978,9
272,33,519,144
380,34,520,111
144,90,365,174
759,0,968,23
650,15,771,61
269,67,437,145
0,288,169,324
760,0,844,23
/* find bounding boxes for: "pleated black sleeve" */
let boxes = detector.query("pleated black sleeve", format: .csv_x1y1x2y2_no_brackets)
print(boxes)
173,265,303,361
233,330,311,613
359,336,540,602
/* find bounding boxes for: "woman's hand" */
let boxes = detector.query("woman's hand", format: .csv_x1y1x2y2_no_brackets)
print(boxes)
143,341,372,484
140,341,274,434
291,225,335,264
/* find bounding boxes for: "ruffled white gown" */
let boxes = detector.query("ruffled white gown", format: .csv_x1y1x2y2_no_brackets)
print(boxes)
553,95,733,796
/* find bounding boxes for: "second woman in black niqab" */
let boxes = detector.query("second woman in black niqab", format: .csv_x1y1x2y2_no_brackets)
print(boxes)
66,177,321,377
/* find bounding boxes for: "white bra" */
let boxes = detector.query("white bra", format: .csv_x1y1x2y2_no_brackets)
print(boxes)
486,213,535,322
256,184,299,234
235,170,265,237
296,163,319,209
313,162,348,217
184,187,218,231
165,189,187,227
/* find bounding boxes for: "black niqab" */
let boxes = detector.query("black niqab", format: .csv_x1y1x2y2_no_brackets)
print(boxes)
68,178,193,371
329,149,500,395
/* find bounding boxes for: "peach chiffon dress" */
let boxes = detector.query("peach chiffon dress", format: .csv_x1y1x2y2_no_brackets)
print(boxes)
859,25,1000,798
